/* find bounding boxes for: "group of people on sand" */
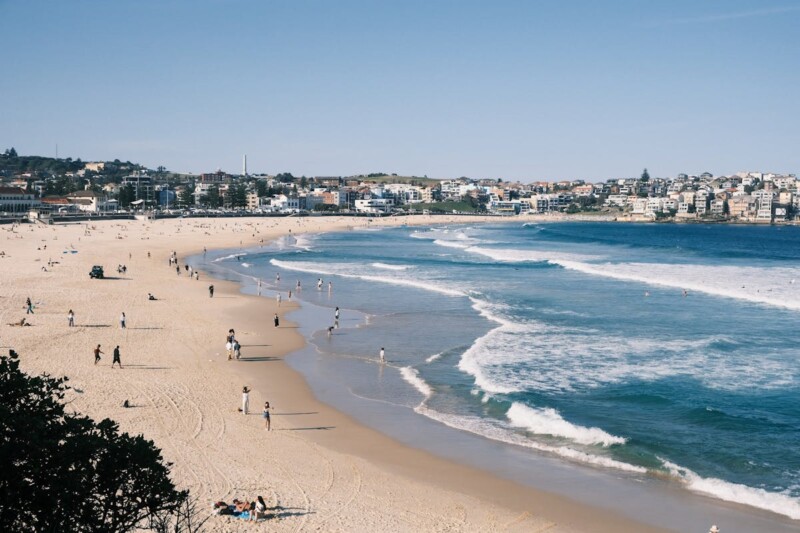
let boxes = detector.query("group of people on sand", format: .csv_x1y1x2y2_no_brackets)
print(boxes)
226,329,241,360
240,386,272,430
212,495,270,521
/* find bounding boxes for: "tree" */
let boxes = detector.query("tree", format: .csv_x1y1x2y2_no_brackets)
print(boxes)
205,185,221,208
641,168,650,182
255,180,268,198
179,185,195,207
0,352,187,532
118,184,136,208
231,184,247,208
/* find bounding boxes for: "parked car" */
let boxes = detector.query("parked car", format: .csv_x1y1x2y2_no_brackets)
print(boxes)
89,265,104,279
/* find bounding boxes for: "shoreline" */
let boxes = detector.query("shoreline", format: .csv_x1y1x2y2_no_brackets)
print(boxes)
197,222,800,532
1,216,793,532
194,236,672,533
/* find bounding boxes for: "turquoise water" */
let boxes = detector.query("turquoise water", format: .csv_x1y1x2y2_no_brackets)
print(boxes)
206,222,800,521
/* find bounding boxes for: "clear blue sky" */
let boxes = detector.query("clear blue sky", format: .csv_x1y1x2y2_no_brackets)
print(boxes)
1,0,798,181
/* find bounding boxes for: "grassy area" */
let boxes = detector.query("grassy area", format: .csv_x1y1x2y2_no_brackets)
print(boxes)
354,175,441,187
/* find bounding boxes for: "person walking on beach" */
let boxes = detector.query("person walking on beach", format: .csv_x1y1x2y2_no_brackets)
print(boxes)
380,347,385,364
276,293,281,306
234,340,241,360
112,346,122,368
176,265,181,275
25,297,34,314
334,307,340,321
242,386,250,415
119,312,126,329
262,401,272,431
195,271,199,280
68,309,75,327
209,285,214,297
274,313,279,327
226,339,233,360
94,344,104,365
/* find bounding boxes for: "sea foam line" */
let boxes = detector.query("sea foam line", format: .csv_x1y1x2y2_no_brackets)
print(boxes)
270,259,464,297
415,406,646,474
661,460,800,520
371,262,413,271
399,366,433,403
506,402,626,447
213,252,248,262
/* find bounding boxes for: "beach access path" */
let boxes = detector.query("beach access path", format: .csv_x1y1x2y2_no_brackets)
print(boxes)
0,215,664,532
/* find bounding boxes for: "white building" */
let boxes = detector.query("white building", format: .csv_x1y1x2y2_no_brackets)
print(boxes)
0,186,40,213
354,198,394,213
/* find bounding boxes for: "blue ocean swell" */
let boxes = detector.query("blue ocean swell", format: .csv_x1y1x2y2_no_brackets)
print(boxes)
210,222,800,519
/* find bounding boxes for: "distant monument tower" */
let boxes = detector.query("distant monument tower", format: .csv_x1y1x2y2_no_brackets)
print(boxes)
243,154,247,177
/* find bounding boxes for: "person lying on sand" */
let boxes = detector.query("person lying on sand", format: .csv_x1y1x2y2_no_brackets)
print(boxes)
232,499,252,513
8,318,30,327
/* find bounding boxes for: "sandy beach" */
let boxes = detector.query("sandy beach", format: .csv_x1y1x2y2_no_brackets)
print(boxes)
0,215,669,532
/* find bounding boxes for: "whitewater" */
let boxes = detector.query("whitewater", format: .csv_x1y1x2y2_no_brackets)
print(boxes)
210,221,800,523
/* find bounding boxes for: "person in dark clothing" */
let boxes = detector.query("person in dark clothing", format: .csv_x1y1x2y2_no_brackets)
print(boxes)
112,346,122,368
94,344,104,365
209,285,214,297
274,314,279,327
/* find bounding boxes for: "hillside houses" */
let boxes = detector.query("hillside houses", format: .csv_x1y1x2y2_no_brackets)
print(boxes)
1,148,798,222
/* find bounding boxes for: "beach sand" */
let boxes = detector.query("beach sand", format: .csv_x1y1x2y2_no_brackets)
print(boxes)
0,216,666,532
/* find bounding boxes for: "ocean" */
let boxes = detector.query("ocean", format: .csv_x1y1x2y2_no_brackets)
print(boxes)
198,221,800,525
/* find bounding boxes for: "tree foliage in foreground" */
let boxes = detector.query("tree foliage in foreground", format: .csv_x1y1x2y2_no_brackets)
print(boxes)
0,352,190,532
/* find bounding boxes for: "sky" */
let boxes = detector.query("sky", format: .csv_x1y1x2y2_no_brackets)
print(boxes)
1,0,798,181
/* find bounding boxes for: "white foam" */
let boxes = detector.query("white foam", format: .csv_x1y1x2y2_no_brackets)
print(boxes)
464,245,596,264
269,259,465,297
292,235,314,251
661,460,800,520
371,262,412,271
556,260,800,312
506,402,626,447
399,366,433,400
416,406,646,474
213,252,247,262
240,262,252,268
433,239,470,249
459,297,797,394
425,352,443,363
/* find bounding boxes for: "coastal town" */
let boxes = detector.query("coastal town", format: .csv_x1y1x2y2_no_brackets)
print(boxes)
0,149,797,223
